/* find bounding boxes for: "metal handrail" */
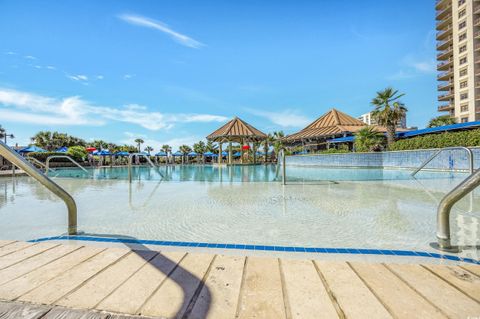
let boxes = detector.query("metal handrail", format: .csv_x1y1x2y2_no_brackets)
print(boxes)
46,155,89,174
0,141,77,235
26,156,52,171
277,148,287,185
128,153,162,183
411,147,474,176
436,168,480,251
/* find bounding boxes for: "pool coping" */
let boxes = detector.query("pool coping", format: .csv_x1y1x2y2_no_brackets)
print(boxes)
28,235,480,265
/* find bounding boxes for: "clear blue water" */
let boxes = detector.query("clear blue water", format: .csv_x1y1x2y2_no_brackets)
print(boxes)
47,164,466,182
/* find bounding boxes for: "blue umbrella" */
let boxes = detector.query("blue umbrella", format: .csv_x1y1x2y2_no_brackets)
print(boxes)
98,150,111,156
56,146,68,153
233,151,241,157
187,151,198,156
221,151,228,157
172,151,183,156
203,151,215,157
155,151,167,156
19,145,47,153
115,151,130,156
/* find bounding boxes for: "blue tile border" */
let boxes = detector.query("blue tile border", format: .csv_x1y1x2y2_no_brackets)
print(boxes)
27,235,480,265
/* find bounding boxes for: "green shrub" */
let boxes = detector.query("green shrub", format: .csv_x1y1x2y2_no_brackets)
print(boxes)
67,146,88,161
27,152,71,162
390,129,480,151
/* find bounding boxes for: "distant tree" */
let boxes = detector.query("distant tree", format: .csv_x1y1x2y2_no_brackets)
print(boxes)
161,144,171,154
179,145,192,164
206,140,217,153
354,126,385,152
144,146,154,155
134,138,144,152
263,133,275,162
272,131,285,155
428,115,456,128
371,87,407,147
91,140,108,150
193,141,206,162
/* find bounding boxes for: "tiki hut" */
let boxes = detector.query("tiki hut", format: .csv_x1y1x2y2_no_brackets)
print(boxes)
284,108,367,151
207,117,267,164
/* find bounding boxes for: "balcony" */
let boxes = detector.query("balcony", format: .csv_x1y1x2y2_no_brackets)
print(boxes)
438,70,453,81
438,92,454,101
475,6,480,14
475,18,480,26
476,81,480,88
436,14,452,30
435,0,449,10
436,5,451,20
437,36,453,50
438,81,453,91
436,25,452,40
438,104,454,112
437,59,453,71
475,31,480,39
437,47,453,60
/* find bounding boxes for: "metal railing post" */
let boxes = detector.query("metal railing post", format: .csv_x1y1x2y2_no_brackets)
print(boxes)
46,155,89,174
281,149,286,185
436,169,480,250
411,146,474,176
128,153,162,183
0,141,77,235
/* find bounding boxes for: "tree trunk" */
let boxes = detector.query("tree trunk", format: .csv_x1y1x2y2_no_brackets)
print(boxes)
386,125,396,148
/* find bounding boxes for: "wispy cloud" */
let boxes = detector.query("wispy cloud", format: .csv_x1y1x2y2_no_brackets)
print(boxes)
46,65,56,70
4,51,16,55
96,75,104,80
122,132,201,152
118,14,204,49
245,108,311,128
123,74,135,80
0,88,227,130
24,55,36,60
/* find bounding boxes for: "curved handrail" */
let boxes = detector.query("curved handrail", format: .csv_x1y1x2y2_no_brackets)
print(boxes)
26,156,53,171
0,141,77,235
411,146,474,176
436,168,480,251
128,153,163,183
46,155,89,174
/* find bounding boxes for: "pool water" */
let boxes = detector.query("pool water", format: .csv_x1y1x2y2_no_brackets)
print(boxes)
0,165,479,261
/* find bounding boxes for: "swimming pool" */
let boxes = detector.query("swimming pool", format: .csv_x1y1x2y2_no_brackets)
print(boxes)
0,165,479,263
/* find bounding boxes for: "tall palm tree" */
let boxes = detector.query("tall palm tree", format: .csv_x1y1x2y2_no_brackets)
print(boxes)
371,87,407,147
193,141,206,163
354,126,385,152
263,133,275,162
272,131,285,155
179,145,192,164
427,115,456,128
206,140,217,153
161,144,171,154
144,146,154,155
134,138,144,152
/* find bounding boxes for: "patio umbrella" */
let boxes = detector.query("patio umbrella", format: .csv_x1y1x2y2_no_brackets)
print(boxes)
19,145,47,153
115,151,130,156
86,147,97,152
233,151,241,157
187,151,198,157
98,150,111,156
172,151,183,157
56,146,68,153
155,151,167,156
203,151,215,157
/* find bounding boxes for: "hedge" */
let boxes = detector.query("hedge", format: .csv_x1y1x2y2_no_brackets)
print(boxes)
389,128,480,151
27,152,86,162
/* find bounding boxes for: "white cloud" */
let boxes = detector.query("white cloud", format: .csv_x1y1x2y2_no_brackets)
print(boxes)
67,74,89,82
5,51,16,55
96,75,104,80
24,55,36,60
0,87,227,130
46,66,56,70
121,132,201,152
123,74,134,80
34,65,42,69
118,14,204,49
245,108,310,128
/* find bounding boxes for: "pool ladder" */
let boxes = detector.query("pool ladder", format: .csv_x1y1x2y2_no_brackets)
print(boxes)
0,140,77,235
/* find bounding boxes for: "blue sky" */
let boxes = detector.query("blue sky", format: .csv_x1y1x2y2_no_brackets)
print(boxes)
0,0,437,151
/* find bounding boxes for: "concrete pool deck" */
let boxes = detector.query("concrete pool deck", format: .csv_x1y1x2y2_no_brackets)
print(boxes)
0,240,479,318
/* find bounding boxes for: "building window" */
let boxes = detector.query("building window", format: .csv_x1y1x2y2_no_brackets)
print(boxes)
460,80,468,88
459,0,466,5
460,92,468,100
459,32,467,42
461,117,468,123
459,20,466,30
461,104,469,112
460,45,467,53
460,68,468,77
459,9,466,18
460,56,467,65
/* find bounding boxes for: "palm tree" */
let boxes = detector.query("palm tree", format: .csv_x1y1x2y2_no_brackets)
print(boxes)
371,87,407,147
134,138,144,152
263,133,275,162
161,144,171,154
428,115,456,128
193,141,206,163
206,140,217,153
272,131,285,155
354,126,385,152
144,146,154,155
179,145,192,164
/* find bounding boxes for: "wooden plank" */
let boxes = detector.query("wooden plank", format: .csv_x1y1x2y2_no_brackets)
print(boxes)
461,264,480,277
0,246,103,300
281,259,339,319
0,242,59,270
0,240,15,248
236,256,287,319
20,248,130,305
139,253,214,318
41,306,109,319
0,245,81,286
187,255,245,319
0,301,50,319
350,262,446,318
423,264,480,302
314,261,392,319
96,251,186,315
0,241,34,257
387,263,480,318
56,250,157,310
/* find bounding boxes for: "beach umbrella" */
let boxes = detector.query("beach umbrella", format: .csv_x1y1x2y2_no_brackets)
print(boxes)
221,151,228,157
203,151,215,157
56,146,68,153
115,151,130,156
155,151,167,156
233,151,241,157
98,150,111,156
86,147,97,152
187,151,198,157
19,145,47,153
242,145,250,150
172,151,183,157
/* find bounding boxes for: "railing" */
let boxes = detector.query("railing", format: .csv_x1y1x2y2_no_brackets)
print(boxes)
26,156,51,171
436,169,480,251
0,141,77,235
127,153,161,183
411,147,474,177
278,148,287,185
45,155,89,174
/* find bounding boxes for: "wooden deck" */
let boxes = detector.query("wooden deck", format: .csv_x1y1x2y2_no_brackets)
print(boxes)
0,240,478,319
